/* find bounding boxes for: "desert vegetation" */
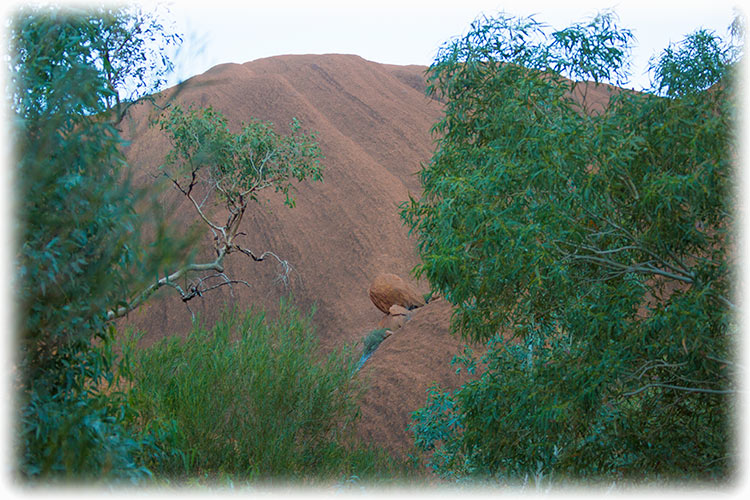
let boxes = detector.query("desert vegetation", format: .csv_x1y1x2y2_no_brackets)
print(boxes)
10,2,741,489
120,300,403,483
402,11,740,483
360,328,390,363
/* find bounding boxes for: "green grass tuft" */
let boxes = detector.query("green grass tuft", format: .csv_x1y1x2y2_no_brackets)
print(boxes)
362,328,390,359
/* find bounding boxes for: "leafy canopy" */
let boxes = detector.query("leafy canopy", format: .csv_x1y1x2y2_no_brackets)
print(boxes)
10,5,181,122
11,5,190,481
402,11,738,481
105,104,324,318
159,104,323,211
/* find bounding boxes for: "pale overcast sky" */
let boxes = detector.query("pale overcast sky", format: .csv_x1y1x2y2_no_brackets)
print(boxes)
166,0,743,91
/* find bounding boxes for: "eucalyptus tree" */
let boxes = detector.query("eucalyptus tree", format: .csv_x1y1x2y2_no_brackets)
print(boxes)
109,104,322,320
11,5,188,480
402,12,739,481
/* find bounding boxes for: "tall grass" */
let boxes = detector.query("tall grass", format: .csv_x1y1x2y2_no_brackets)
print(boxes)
122,299,402,482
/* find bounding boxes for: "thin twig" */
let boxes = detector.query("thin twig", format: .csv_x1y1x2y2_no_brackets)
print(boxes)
622,383,735,397
629,359,688,381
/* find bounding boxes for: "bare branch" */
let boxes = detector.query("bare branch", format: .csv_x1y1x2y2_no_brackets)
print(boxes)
662,245,693,277
566,252,695,284
240,173,284,198
628,359,688,381
235,245,292,287
554,241,641,256
107,251,227,320
186,190,226,236
159,167,226,237
704,353,743,370
198,180,215,209
183,300,195,322
180,273,251,302
623,383,735,397
111,104,320,321
575,206,697,281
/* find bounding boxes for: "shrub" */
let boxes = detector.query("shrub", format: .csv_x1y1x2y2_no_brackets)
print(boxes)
123,300,394,481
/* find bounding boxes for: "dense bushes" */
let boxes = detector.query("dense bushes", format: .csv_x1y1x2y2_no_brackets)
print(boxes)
122,301,398,482
11,6,394,483
11,6,187,481
362,328,390,359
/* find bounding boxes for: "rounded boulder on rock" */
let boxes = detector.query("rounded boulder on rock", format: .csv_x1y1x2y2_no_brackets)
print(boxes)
368,273,426,314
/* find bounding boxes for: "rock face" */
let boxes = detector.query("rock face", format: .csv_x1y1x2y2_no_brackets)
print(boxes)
388,304,410,316
118,54,440,353
356,298,482,456
368,273,426,314
376,304,411,331
376,311,408,331
118,54,618,456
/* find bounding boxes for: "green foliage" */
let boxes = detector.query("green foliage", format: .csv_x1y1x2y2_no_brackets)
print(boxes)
123,301,396,481
649,28,739,97
109,103,325,313
160,104,323,209
18,326,151,482
402,11,738,482
11,5,189,481
10,5,180,121
11,4,329,483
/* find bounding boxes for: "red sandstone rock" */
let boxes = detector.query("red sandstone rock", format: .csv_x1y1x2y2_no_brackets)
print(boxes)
376,312,408,331
368,273,425,314
117,54,618,457
388,304,409,316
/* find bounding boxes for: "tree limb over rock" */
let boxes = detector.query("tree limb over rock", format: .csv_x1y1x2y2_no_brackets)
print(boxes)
108,104,322,320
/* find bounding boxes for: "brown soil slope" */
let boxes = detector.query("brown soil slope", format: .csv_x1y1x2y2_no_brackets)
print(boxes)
120,54,442,352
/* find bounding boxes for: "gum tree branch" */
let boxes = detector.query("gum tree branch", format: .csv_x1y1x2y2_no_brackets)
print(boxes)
622,383,735,398
107,104,322,320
